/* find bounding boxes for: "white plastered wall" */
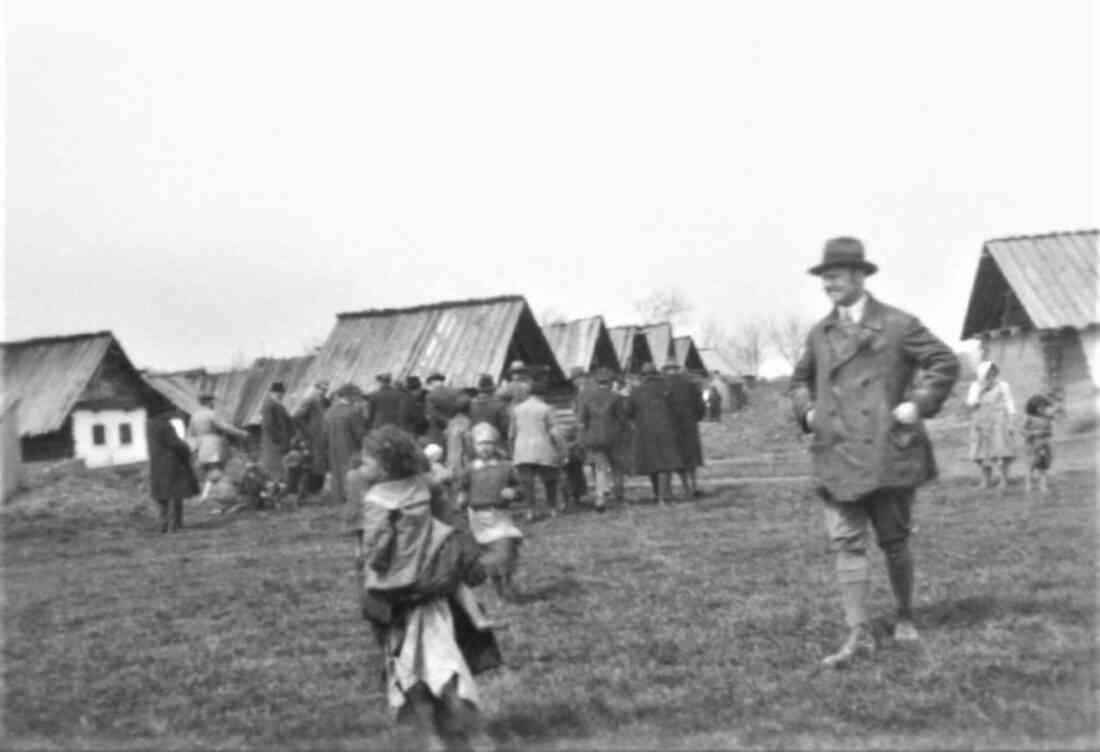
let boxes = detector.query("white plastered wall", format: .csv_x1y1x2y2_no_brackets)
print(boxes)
71,408,149,468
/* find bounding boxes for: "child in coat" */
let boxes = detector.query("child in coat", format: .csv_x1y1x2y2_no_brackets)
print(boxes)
1023,394,1056,494
456,422,525,604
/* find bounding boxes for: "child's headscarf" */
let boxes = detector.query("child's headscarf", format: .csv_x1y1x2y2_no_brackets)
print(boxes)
471,421,500,444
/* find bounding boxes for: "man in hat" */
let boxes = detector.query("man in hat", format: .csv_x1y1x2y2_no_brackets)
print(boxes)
789,236,959,667
424,372,459,450
188,393,249,501
401,375,428,435
291,380,330,497
496,360,531,405
260,381,296,484
625,362,682,505
319,383,368,504
662,357,706,498
146,402,200,533
470,373,510,441
365,372,405,431
577,367,628,510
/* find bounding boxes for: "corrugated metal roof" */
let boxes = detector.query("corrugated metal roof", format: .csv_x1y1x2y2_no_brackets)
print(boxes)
640,322,675,364
673,336,706,371
304,295,564,393
0,331,118,436
963,230,1098,337
541,316,621,374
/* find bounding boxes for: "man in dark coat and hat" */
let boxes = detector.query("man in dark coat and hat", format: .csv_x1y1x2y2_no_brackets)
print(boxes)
319,383,369,504
291,380,330,495
261,381,296,482
469,373,510,441
366,373,406,431
145,404,199,533
790,237,959,668
424,372,459,448
402,375,429,436
662,357,706,498
625,362,683,505
578,367,628,510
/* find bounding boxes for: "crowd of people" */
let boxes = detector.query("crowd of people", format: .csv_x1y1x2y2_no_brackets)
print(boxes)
138,236,1068,750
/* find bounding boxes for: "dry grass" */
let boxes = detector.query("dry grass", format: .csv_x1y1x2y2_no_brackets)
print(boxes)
3,451,1096,750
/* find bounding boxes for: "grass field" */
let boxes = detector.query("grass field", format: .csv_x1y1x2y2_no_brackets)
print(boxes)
3,448,1097,750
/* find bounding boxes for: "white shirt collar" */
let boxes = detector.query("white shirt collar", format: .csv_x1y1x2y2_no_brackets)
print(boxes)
837,293,868,323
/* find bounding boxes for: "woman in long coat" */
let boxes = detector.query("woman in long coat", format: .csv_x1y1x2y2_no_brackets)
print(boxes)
626,363,683,505
966,360,1017,489
146,405,200,533
662,360,706,497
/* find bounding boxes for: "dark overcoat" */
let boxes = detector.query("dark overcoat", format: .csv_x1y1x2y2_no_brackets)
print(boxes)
320,401,368,503
468,394,510,440
626,375,684,474
367,385,407,431
261,396,296,479
146,414,199,500
789,295,960,502
291,393,328,474
665,372,705,468
577,387,626,451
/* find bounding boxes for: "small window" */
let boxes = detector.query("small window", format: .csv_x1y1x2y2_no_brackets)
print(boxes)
119,423,133,445
92,424,106,446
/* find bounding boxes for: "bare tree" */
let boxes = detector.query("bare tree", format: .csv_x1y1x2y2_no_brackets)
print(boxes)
537,306,568,326
634,287,693,325
729,318,766,377
768,314,812,370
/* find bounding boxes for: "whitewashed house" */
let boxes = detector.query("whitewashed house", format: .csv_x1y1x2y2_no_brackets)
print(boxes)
0,331,175,468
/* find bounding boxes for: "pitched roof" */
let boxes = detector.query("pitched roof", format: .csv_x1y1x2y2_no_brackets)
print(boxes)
606,325,657,373
697,347,740,378
541,316,621,374
306,295,565,391
147,356,316,427
640,322,675,364
962,230,1099,338
0,331,124,435
673,336,706,372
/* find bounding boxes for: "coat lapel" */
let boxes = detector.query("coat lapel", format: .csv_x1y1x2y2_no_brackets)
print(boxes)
827,295,887,375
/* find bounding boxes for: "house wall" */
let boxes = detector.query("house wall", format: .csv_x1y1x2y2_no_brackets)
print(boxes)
72,408,149,468
980,328,1098,423
980,331,1047,406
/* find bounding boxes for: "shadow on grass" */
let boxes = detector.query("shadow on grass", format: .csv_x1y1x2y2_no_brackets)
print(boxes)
512,576,584,605
487,701,589,745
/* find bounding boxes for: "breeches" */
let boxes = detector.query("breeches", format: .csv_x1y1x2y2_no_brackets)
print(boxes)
822,486,913,583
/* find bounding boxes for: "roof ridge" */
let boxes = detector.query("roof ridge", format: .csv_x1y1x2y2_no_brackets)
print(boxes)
337,294,526,320
541,315,604,327
985,229,1098,244
0,330,114,349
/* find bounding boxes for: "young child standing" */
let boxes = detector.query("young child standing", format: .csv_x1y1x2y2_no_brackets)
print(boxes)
352,426,503,751
1023,394,1056,494
456,422,525,604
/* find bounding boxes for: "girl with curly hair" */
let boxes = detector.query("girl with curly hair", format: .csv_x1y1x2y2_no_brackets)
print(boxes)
351,425,502,750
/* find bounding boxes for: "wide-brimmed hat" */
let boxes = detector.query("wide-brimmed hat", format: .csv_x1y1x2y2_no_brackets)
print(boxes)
334,383,363,399
426,372,446,384
477,373,495,391
198,392,215,404
640,362,658,375
809,237,878,276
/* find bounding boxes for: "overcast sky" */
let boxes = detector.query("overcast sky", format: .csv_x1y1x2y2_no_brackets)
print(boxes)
3,1,1094,375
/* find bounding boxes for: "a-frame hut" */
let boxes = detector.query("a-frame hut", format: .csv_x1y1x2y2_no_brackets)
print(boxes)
304,295,566,394
673,336,707,373
541,316,621,375
961,229,1099,421
1,331,174,467
640,322,676,365
607,326,656,374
